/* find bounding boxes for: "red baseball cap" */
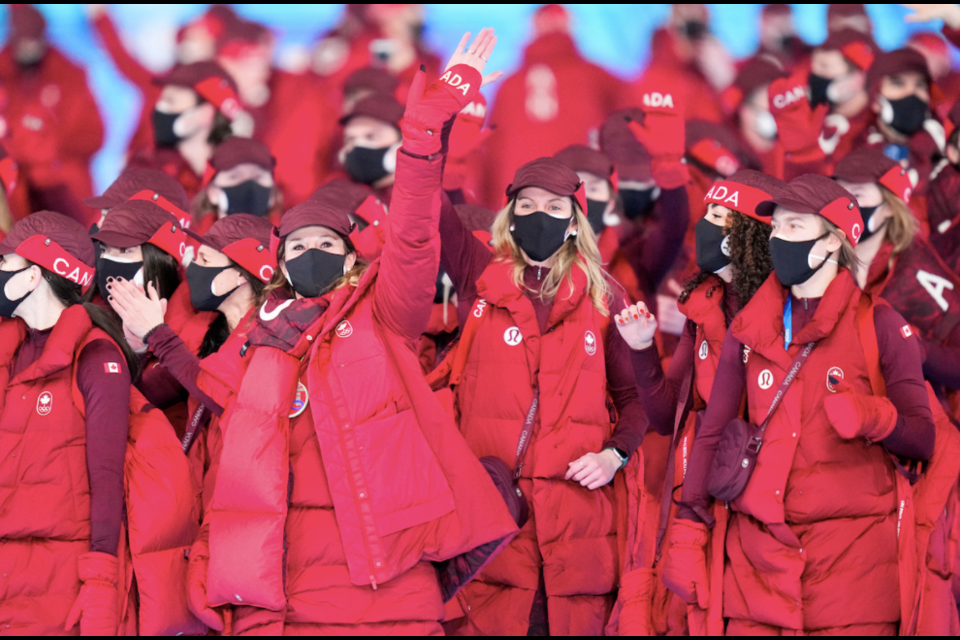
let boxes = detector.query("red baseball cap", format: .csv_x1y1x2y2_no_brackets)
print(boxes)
818,28,878,71
338,93,405,129
554,145,618,191
279,200,355,240
154,61,242,120
723,55,786,113
833,147,915,204
506,157,588,216
756,174,864,246
93,199,194,262
84,167,190,212
203,214,280,283
600,108,652,183
866,48,931,96
0,211,95,292
216,18,271,59
704,170,785,223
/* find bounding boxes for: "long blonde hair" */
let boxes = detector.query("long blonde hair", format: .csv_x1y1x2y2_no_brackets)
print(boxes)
492,198,610,315
879,185,918,255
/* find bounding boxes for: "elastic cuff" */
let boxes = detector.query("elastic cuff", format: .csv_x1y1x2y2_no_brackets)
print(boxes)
143,323,168,345
400,145,441,161
651,159,689,190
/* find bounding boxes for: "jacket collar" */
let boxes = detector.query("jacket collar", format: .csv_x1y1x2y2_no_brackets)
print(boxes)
9,305,94,385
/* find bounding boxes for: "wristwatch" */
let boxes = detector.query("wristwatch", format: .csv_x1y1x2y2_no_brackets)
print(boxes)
606,447,629,469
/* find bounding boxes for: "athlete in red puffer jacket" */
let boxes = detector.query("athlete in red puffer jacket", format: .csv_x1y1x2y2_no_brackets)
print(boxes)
0,212,202,636
676,175,946,634
617,170,782,636
172,36,519,635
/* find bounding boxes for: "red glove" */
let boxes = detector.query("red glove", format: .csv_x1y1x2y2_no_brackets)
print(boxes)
627,90,687,189
824,376,898,442
64,552,120,636
658,520,710,610
768,76,828,159
401,64,482,157
186,535,225,632
616,567,657,636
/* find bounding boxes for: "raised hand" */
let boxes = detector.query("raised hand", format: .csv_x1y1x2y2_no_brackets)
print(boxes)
615,302,658,351
902,4,960,29
444,28,503,88
106,278,167,342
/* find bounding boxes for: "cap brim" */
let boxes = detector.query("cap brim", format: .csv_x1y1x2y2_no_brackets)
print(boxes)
755,196,819,218
91,228,150,250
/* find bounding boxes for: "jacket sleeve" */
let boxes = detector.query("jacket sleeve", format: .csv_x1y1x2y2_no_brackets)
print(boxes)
374,149,444,342
146,324,225,417
55,63,105,159
630,320,697,436
604,292,650,456
91,12,155,90
439,191,493,322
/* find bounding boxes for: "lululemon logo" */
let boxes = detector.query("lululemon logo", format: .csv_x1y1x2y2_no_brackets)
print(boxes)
336,321,353,338
37,391,53,416
585,331,597,356
504,327,523,346
758,370,774,390
699,340,709,360
826,367,844,393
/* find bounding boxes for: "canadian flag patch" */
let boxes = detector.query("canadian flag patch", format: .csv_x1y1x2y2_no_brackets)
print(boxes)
104,362,121,374
901,325,913,339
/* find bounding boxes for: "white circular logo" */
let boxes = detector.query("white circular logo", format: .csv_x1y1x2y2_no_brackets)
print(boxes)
584,331,597,356
758,370,775,390
336,321,353,338
698,340,709,360
504,327,523,346
37,391,53,416
826,367,844,393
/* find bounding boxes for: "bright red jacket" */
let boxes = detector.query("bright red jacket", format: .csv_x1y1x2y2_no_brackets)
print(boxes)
0,47,104,225
0,306,201,635
195,150,518,634
449,257,629,636
480,33,629,209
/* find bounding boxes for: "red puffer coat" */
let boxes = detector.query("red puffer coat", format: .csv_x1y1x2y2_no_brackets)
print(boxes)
449,258,625,636
195,151,518,635
0,306,201,635
726,271,954,634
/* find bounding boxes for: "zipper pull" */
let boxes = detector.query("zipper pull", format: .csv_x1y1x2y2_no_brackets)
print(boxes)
537,266,542,281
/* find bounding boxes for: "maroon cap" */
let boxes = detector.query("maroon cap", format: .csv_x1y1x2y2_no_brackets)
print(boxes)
600,109,652,182
154,62,241,117
827,4,871,34
456,204,497,233
203,214,279,283
686,119,762,177
704,169,785,223
344,67,400,98
210,137,275,174
756,174,864,246
9,4,45,42
84,167,190,212
217,18,271,58
833,147,915,203
733,55,786,100
554,145,614,182
0,211,96,291
279,200,355,239
309,178,372,213
339,93,405,128
762,4,792,17
818,28,878,71
866,48,931,96
93,200,182,250
506,157,588,214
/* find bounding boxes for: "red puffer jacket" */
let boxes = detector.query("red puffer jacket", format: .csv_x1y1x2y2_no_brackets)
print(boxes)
196,151,518,635
0,306,201,635
449,258,624,636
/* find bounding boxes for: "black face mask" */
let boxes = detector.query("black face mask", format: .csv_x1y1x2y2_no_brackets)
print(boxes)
808,73,832,108
511,211,571,263
89,222,102,260
97,256,143,298
778,35,797,51
344,146,392,185
769,233,831,287
153,109,184,148
186,262,239,312
586,199,608,235
621,187,658,221
695,217,731,273
881,95,929,137
0,267,30,318
221,180,273,217
284,248,346,299
680,20,708,40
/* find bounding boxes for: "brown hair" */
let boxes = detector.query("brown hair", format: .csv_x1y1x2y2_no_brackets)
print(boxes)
491,198,611,315
820,216,862,277
260,235,369,305
878,185,918,255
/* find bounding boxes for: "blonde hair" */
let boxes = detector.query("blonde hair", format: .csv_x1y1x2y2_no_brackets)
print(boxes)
492,198,610,314
259,237,369,305
878,185,918,255
820,217,862,278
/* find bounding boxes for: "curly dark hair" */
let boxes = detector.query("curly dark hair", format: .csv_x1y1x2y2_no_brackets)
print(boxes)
679,211,773,311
